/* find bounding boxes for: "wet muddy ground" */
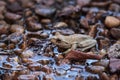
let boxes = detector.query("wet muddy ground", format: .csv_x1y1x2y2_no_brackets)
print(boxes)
0,0,120,80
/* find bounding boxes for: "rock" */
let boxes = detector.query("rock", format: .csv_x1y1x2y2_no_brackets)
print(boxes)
99,72,109,80
91,60,109,68
7,32,26,44
86,65,105,74
56,68,66,76
41,19,51,24
10,24,24,33
5,12,22,21
109,3,120,12
27,22,42,31
27,31,49,39
53,22,68,28
107,42,120,58
77,0,91,6
35,7,56,17
110,28,120,39
0,23,10,34
18,74,38,80
109,58,120,73
21,50,34,58
6,2,23,12
64,50,102,62
28,63,41,71
56,29,75,35
105,16,120,28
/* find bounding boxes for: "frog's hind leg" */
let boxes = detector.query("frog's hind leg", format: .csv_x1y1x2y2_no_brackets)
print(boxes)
79,39,97,51
63,43,77,54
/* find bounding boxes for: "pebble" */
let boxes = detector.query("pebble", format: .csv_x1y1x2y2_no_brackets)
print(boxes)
105,16,120,28
10,24,24,33
18,74,38,80
5,12,22,21
21,50,34,58
110,28,120,39
35,7,56,17
86,65,105,74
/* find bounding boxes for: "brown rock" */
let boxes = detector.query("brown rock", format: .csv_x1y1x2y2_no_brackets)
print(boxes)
110,28,120,39
86,65,105,74
109,58,120,73
107,42,120,58
63,50,102,62
99,72,109,80
35,7,56,17
77,0,91,6
53,22,68,28
6,2,23,12
27,22,42,31
10,24,24,33
0,23,9,34
109,3,120,12
5,12,22,21
105,16,120,28
21,50,34,58
18,74,38,80
28,63,41,71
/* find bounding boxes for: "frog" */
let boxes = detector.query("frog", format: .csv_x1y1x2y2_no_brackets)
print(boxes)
50,32,97,54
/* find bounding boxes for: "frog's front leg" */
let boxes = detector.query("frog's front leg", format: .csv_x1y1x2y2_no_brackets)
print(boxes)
63,43,77,54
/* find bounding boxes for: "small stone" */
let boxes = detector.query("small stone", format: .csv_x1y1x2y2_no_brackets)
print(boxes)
28,63,41,71
109,3,120,12
10,24,24,33
35,7,56,17
18,74,38,80
105,16,120,28
56,68,66,76
41,19,51,24
21,50,34,58
54,22,68,28
6,2,23,12
109,58,120,73
99,72,109,80
5,12,22,21
110,28,120,39
7,32,26,44
27,22,42,31
0,23,10,34
86,65,105,74
107,42,120,58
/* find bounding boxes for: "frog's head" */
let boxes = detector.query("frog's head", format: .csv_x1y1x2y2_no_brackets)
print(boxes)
50,32,71,49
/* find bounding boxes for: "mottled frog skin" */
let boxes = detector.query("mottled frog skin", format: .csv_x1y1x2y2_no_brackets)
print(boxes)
51,32,97,53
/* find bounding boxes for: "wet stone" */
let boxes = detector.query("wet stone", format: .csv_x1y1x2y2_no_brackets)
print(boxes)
28,63,41,71
86,65,105,74
0,23,10,35
35,7,56,17
18,74,39,80
105,16,120,28
109,58,120,73
6,2,23,12
5,12,22,21
27,22,42,31
110,28,120,39
21,50,34,58
56,68,66,76
107,42,120,58
10,24,24,33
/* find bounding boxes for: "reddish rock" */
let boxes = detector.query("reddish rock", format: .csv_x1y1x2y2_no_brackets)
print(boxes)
109,58,120,73
110,28,120,39
64,50,102,61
